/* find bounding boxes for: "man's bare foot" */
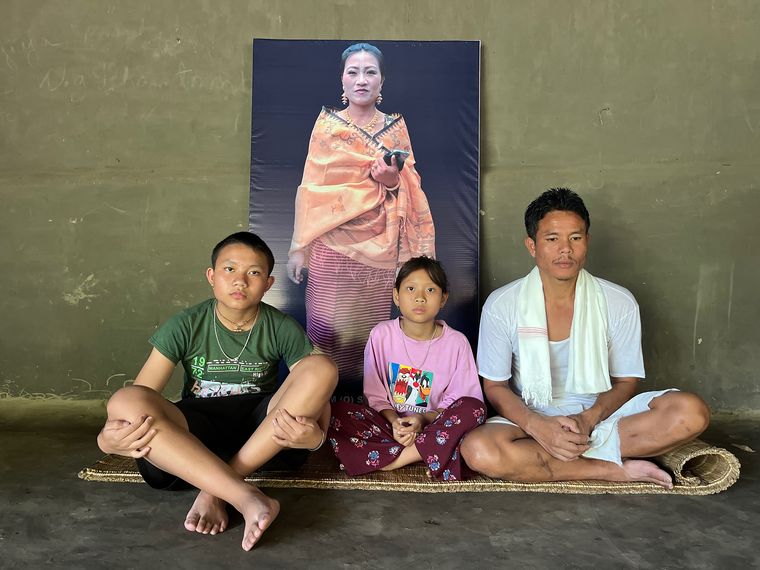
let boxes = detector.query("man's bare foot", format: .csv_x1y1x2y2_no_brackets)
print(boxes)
184,490,228,535
622,459,673,489
238,487,280,551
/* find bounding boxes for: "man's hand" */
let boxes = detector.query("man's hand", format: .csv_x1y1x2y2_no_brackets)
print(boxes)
391,414,425,447
97,416,156,458
567,409,600,438
271,408,323,449
524,415,591,461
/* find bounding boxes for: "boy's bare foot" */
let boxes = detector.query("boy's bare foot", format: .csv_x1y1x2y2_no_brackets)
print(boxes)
622,459,673,489
239,487,280,551
184,490,228,535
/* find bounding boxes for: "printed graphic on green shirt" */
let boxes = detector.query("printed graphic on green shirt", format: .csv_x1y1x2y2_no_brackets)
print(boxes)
189,355,273,397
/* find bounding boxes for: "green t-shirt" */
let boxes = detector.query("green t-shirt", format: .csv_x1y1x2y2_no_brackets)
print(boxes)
150,299,313,399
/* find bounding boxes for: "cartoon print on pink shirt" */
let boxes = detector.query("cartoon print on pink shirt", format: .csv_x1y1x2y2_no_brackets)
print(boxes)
388,362,434,411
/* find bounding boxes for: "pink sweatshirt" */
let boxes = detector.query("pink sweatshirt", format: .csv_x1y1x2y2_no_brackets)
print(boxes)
363,318,484,416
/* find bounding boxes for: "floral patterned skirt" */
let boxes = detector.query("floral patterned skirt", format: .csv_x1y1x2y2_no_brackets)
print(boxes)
327,397,486,481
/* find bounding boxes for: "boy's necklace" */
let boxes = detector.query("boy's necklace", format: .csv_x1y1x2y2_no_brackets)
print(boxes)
217,305,257,332
399,318,438,370
213,301,258,361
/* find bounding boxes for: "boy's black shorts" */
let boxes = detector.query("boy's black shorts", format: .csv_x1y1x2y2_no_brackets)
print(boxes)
135,392,309,490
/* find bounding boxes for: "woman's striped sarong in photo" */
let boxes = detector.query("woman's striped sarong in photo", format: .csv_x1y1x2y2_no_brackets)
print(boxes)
306,239,395,393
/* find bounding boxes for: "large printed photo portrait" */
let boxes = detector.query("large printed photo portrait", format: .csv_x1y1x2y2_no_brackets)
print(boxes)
250,39,480,400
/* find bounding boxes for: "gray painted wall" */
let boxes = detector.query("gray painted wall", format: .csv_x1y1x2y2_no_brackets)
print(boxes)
1,1,758,410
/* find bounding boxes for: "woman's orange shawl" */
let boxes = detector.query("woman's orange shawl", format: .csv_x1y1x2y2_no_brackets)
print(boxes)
289,107,435,270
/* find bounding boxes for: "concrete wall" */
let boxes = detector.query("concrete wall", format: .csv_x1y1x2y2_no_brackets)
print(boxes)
1,1,758,410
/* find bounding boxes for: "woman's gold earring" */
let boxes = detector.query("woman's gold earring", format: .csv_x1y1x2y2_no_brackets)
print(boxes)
376,93,383,105
341,92,348,105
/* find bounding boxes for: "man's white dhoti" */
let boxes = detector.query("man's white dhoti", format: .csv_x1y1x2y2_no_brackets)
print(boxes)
486,388,677,465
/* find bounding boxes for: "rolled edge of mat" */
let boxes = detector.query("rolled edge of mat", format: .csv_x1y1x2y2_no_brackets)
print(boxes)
655,438,741,493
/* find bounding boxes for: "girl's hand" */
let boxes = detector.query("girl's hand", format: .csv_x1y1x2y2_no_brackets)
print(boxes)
391,418,415,446
287,251,306,284
271,408,323,449
392,429,416,448
369,155,400,188
391,414,425,447
396,413,426,434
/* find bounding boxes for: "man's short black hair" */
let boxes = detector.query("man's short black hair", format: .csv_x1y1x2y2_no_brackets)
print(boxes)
524,188,591,240
210,232,275,276
394,256,449,294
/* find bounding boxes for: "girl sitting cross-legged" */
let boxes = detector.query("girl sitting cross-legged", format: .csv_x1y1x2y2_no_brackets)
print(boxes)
327,257,485,481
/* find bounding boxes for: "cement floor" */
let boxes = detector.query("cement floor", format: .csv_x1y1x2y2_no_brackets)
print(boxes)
0,399,758,569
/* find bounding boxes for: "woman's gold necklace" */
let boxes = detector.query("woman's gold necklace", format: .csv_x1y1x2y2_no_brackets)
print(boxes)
345,108,379,132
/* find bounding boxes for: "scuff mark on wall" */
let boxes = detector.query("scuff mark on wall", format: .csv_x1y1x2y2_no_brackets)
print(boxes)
692,273,703,361
63,273,99,305
691,261,735,364
105,373,131,389
727,260,735,328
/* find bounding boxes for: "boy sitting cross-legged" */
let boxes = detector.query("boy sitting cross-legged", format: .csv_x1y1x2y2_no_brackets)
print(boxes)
97,231,337,551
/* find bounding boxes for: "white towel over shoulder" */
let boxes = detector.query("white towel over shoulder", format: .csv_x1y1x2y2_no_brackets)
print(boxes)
517,266,611,407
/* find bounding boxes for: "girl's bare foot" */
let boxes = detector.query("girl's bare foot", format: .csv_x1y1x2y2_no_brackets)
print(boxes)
622,459,673,489
238,487,281,551
184,490,228,535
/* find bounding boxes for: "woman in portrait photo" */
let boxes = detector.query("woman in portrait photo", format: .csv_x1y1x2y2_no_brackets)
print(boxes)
286,42,435,394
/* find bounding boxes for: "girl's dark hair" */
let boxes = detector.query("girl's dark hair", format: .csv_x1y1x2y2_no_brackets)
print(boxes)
211,232,275,276
394,257,449,294
341,42,385,77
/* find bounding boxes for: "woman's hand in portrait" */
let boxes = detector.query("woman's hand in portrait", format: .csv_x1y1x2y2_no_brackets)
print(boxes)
287,250,306,284
370,155,400,189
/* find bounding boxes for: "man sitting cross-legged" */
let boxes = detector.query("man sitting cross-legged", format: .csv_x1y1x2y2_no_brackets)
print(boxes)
461,188,710,487
97,232,337,551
